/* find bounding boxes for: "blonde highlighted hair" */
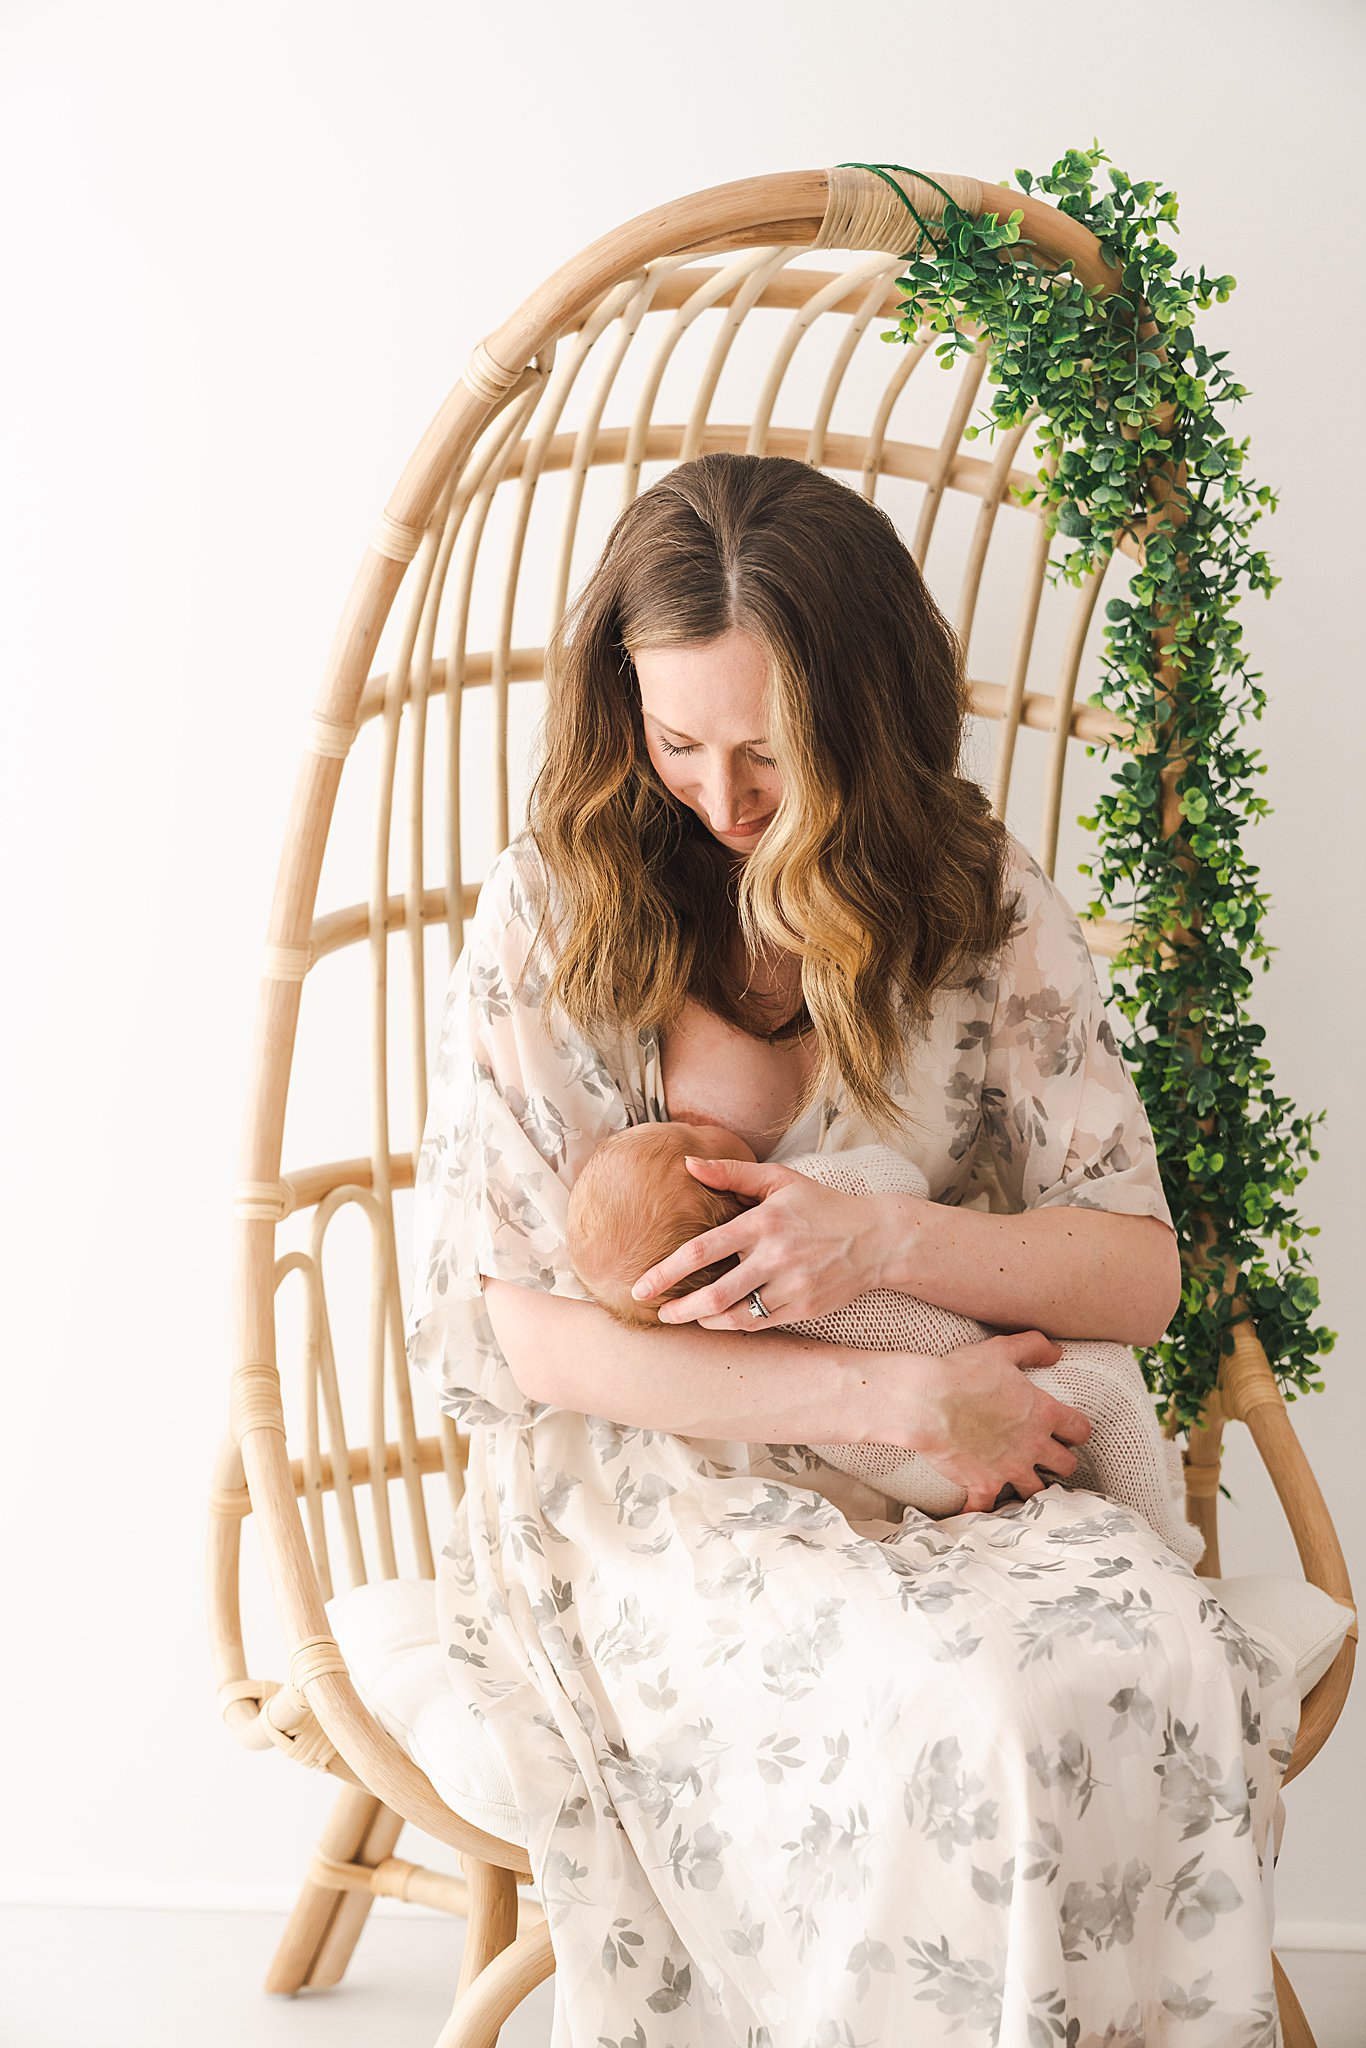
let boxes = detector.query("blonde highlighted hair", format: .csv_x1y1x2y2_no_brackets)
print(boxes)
520,452,1017,1143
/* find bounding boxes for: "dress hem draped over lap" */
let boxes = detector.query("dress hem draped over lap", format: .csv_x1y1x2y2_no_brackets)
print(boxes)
405,829,1300,2048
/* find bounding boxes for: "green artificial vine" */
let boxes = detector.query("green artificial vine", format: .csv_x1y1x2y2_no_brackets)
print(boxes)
843,143,1333,1435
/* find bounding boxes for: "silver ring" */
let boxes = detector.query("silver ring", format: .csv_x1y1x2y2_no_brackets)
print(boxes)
747,1288,770,1320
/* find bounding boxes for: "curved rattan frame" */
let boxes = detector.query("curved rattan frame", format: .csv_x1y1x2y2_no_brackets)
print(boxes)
207,164,1356,2047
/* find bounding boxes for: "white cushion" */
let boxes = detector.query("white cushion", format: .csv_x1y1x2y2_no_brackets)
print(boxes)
326,1570,1355,1854
1204,1573,1355,1697
326,1579,526,1847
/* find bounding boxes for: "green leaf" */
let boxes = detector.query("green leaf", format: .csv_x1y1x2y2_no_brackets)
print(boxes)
866,144,1320,1416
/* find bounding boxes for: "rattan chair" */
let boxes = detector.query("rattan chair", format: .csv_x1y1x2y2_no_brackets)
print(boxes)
206,165,1358,2048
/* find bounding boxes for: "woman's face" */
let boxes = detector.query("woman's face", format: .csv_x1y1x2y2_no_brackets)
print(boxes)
632,626,783,855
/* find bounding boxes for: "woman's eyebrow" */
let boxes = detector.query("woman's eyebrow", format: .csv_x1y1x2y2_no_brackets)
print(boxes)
649,715,769,745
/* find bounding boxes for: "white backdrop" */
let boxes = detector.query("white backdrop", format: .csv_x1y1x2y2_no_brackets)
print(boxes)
3,0,1363,1948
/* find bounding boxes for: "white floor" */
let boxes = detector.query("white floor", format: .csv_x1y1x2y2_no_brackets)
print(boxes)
1,1904,1362,2046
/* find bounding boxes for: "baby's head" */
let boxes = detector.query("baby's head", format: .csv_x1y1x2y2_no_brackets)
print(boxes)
566,1120,758,1330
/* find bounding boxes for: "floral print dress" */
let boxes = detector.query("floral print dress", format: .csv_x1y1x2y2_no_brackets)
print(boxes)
404,828,1301,2048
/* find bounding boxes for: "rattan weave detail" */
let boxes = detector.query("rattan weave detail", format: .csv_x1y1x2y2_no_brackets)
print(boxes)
812,163,984,254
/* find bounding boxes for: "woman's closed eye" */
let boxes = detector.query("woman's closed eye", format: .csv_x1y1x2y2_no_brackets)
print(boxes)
659,738,777,769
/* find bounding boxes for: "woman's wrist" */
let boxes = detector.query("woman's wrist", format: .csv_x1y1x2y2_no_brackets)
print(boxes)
861,1190,932,1297
846,1347,935,1452
863,1189,1179,1345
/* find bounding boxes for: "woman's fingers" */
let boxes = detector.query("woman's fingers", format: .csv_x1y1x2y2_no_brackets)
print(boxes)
692,1299,783,1333
1052,1403,1093,1446
633,1227,746,1305
661,1266,790,1330
998,1329,1064,1367
1016,1344,1093,1448
632,1156,829,1305
1026,1369,1092,1445
656,1267,758,1326
914,1338,1100,1513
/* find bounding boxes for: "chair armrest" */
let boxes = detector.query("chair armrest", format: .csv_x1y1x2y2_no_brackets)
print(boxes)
1219,1317,1357,1784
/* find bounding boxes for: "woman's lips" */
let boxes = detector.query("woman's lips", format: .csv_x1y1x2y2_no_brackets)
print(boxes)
719,813,773,835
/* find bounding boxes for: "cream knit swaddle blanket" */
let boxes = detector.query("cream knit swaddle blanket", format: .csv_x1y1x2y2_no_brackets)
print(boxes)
780,1144,1203,1566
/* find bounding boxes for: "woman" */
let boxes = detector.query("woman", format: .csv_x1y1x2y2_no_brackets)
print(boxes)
405,453,1299,2047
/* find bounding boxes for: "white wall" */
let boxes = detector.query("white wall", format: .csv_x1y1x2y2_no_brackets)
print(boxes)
4,0,1363,1945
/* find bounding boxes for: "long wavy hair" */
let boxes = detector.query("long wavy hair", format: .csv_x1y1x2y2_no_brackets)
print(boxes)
520,451,1017,1145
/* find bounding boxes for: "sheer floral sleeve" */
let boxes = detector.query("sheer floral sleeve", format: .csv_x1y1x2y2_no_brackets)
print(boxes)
403,837,632,1427
965,837,1176,1230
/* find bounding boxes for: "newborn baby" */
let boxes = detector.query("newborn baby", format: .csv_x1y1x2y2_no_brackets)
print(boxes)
564,1119,1203,1564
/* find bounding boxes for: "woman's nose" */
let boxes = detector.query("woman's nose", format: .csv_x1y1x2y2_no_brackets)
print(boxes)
701,761,761,826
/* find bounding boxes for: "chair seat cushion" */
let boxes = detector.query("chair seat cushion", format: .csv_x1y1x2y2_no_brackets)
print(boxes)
1206,1572,1355,1697
326,1569,1355,1850
325,1579,527,1848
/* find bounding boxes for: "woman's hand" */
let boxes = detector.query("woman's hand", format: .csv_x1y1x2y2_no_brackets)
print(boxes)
890,1330,1094,1515
629,1154,877,1329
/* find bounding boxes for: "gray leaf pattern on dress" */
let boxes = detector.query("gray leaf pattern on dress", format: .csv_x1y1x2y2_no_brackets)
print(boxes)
403,831,1302,2044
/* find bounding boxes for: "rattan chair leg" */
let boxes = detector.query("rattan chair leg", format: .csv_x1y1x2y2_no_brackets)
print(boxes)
265,1783,394,1995
454,1857,521,2002
434,1912,555,2048
306,1797,407,1990
1272,1951,1316,2048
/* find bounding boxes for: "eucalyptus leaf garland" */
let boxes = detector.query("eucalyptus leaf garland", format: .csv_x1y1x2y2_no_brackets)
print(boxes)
844,143,1333,1436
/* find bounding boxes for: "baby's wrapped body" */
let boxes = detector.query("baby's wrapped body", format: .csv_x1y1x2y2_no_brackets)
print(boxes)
565,1124,1204,1566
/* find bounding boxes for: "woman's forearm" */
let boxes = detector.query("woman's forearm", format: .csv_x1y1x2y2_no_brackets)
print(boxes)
866,1196,1182,1347
481,1275,914,1444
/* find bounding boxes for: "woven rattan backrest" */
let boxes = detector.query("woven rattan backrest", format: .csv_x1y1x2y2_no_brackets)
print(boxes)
235,170,1148,1615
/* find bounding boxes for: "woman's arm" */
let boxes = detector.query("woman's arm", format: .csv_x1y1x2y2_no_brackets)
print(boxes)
863,1195,1182,1348
876,838,1185,1349
484,1275,1093,1512
483,1274,905,1443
